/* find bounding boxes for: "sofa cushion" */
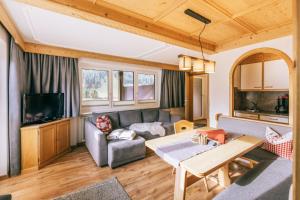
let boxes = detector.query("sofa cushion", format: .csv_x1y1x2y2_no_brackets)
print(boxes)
217,116,291,139
162,122,175,136
243,147,278,163
119,110,142,128
213,159,292,200
135,131,160,140
92,112,120,129
158,110,171,123
107,136,146,168
142,109,159,123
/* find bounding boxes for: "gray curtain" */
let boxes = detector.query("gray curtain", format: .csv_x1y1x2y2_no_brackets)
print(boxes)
8,38,27,176
8,38,80,175
24,53,80,117
160,69,185,109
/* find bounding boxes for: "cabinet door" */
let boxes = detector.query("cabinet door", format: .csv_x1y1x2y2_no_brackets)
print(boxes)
39,125,57,164
241,63,263,90
56,120,70,154
264,60,289,90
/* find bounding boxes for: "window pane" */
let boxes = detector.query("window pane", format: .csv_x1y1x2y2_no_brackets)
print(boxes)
138,74,155,100
82,69,108,101
113,71,134,101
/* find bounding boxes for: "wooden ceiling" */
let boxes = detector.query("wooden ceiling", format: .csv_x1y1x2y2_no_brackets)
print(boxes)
17,0,292,53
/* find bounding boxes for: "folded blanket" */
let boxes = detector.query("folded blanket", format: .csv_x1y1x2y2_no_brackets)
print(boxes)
107,129,136,140
129,122,166,137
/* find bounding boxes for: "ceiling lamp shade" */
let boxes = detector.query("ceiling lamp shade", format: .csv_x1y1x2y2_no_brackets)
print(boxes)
204,60,216,73
178,55,192,71
192,59,204,72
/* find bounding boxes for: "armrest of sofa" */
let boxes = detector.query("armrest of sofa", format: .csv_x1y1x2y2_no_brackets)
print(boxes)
85,120,108,167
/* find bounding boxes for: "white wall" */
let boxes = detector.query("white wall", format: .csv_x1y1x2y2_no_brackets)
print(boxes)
208,36,293,127
0,25,9,176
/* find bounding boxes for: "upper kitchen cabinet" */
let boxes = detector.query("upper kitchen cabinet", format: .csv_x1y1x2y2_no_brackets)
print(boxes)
264,59,289,90
240,62,263,90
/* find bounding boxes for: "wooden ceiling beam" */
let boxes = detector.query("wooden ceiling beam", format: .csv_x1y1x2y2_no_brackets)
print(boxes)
200,0,257,34
24,43,179,70
0,2,25,49
216,22,293,52
152,0,188,22
17,0,216,53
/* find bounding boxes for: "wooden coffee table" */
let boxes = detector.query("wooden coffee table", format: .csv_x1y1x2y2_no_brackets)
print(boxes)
145,128,264,200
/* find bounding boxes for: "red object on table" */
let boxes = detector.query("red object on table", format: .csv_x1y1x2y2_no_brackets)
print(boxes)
197,129,227,144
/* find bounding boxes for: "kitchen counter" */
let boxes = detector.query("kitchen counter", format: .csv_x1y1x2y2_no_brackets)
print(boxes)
234,110,289,117
234,110,289,124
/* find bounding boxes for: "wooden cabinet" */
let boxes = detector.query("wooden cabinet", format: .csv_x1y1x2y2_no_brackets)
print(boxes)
39,125,57,165
234,111,259,120
56,121,70,154
264,60,289,90
260,114,289,124
240,63,262,90
21,119,70,173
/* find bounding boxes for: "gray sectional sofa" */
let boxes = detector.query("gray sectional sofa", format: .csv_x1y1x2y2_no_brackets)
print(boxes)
214,115,292,200
85,108,182,168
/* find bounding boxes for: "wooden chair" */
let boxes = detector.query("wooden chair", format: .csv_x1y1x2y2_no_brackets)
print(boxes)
174,120,194,134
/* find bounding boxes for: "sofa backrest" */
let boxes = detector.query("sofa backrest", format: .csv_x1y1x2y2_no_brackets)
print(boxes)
217,115,292,139
91,108,173,129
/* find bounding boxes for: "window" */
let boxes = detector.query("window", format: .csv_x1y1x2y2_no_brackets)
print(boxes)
112,71,134,102
82,69,109,104
138,73,155,101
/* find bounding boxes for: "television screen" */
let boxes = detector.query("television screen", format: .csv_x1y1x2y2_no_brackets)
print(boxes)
23,93,64,125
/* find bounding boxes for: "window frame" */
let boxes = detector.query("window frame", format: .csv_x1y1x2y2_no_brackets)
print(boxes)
79,59,161,114
80,67,110,106
137,72,157,103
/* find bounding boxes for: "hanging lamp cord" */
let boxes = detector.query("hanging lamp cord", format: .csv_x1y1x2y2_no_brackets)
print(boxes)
198,23,207,61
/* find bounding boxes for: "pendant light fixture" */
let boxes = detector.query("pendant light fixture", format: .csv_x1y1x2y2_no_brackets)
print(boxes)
178,54,192,71
178,9,215,74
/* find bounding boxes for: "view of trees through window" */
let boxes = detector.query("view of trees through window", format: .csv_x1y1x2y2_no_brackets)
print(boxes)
82,69,108,101
138,74,155,100
81,68,156,104
112,71,134,101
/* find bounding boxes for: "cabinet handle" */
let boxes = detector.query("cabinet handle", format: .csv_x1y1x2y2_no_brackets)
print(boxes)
264,86,273,88
254,86,261,88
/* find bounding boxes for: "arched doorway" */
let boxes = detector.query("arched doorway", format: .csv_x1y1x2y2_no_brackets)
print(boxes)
229,47,294,125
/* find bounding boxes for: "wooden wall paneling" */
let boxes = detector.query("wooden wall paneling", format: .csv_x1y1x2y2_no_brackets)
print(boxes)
184,72,191,120
293,0,299,199
17,0,216,53
217,22,293,52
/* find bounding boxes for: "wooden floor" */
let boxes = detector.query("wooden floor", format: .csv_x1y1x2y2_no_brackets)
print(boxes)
0,146,247,200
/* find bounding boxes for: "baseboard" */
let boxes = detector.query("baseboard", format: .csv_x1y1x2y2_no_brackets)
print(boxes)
0,175,9,181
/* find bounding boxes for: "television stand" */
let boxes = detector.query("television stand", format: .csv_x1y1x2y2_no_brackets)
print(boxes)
20,118,71,173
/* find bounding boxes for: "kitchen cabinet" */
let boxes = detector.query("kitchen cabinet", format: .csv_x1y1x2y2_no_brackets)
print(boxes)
264,60,289,90
240,63,262,90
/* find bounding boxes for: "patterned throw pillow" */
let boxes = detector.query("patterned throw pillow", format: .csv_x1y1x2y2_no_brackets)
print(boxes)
96,115,112,134
262,127,293,160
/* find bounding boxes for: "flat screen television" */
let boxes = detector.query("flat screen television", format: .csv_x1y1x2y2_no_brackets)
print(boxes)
22,93,64,125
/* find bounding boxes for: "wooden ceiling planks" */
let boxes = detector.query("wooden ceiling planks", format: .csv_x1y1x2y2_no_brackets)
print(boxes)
16,0,292,53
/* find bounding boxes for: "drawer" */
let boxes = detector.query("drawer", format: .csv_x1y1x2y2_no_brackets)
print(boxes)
260,115,289,124
234,112,259,120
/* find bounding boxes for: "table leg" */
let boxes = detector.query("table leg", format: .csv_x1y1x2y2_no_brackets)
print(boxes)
218,163,231,187
174,166,187,200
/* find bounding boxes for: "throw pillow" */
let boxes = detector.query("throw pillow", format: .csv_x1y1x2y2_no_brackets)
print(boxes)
262,127,293,160
158,110,171,123
96,115,112,134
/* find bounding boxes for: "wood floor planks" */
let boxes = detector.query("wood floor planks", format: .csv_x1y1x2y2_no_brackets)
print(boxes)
0,146,234,200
